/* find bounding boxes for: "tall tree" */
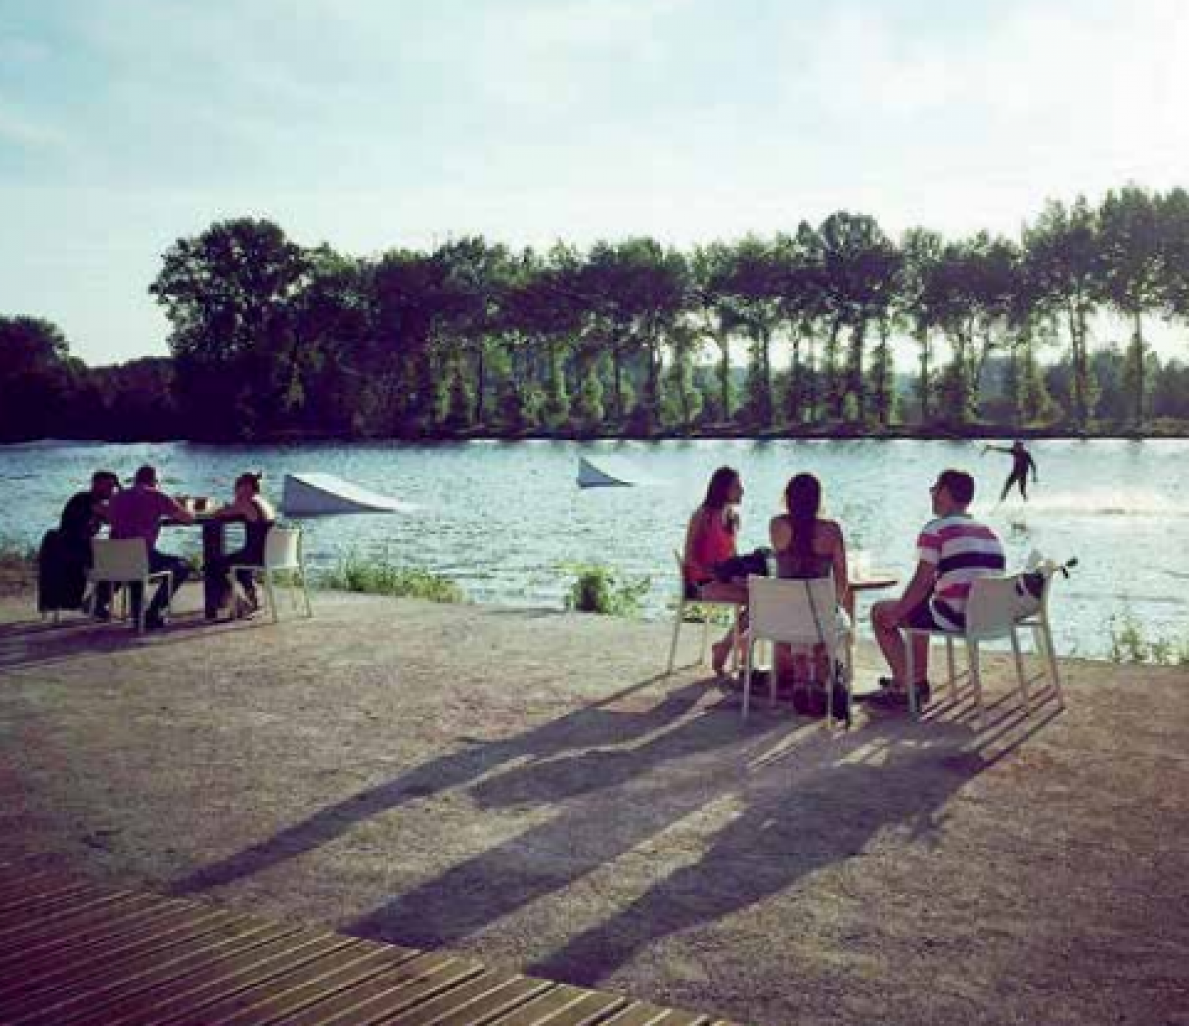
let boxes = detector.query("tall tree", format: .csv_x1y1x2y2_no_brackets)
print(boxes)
816,212,899,423
719,235,782,427
0,316,80,441
899,228,945,423
151,217,310,439
690,242,741,423
1098,186,1163,426
1024,197,1102,428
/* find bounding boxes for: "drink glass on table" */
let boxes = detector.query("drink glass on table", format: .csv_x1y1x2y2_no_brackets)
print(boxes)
851,550,871,582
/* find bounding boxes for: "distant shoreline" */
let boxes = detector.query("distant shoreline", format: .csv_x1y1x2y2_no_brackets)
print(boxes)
3,425,1188,446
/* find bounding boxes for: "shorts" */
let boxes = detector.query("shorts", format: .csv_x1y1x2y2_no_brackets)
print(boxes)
904,600,962,632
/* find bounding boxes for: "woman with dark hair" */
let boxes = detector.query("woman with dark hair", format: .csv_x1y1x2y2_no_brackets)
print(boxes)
769,472,853,688
683,465,748,674
206,471,276,618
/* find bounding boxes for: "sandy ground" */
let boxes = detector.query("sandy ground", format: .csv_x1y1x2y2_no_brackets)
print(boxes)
1,587,1186,1026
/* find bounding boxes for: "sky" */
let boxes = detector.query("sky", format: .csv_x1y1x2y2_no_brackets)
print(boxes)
2,0,1188,366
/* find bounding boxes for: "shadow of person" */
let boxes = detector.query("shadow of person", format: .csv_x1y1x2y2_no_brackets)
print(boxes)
170,677,741,896
524,734,989,986
344,695,790,949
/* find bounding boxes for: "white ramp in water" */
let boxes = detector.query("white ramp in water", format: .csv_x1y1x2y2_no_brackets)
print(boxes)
281,473,415,516
577,456,644,488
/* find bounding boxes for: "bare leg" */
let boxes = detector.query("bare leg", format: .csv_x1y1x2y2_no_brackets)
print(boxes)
873,600,930,685
700,580,749,671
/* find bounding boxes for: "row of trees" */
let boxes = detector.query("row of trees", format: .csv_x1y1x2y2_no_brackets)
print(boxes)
4,184,1189,442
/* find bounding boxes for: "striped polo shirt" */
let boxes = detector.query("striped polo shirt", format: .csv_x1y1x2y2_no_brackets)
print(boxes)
917,514,1006,629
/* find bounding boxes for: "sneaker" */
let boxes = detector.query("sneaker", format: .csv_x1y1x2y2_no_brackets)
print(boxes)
866,680,932,710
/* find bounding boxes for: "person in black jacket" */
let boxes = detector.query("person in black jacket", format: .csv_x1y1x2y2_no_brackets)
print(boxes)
58,470,120,615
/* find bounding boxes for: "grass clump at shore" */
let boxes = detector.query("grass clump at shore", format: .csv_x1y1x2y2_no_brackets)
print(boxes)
0,538,36,572
321,550,467,604
1108,613,1189,666
565,564,651,617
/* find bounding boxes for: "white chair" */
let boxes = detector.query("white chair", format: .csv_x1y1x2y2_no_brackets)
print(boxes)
88,538,172,634
904,564,1066,729
667,551,743,675
229,525,313,623
742,574,852,726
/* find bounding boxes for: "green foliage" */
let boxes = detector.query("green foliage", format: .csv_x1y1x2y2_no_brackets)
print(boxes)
0,316,80,441
572,359,606,430
13,184,1189,444
0,538,36,572
564,564,651,617
1107,613,1189,665
322,551,466,604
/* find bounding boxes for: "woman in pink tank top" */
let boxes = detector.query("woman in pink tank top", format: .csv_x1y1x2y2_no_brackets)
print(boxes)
682,466,749,675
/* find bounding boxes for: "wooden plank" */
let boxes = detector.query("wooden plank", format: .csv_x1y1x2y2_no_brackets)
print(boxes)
0,876,729,1026
210,942,420,1026
0,887,144,941
0,892,170,957
0,906,240,1004
0,880,113,924
388,973,556,1026
483,985,628,1026
0,871,90,906
600,1008,711,1026
0,919,314,1025
152,940,409,1025
55,928,357,1026
597,1008,674,1026
275,951,486,1026
0,893,195,969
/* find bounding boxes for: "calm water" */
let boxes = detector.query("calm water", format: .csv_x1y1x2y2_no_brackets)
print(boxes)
2,439,1186,658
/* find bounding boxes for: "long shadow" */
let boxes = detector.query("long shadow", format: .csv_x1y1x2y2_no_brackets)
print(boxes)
345,693,788,949
0,614,253,675
171,675,743,895
523,736,984,985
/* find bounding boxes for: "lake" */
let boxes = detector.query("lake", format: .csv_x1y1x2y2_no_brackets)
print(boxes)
2,438,1186,659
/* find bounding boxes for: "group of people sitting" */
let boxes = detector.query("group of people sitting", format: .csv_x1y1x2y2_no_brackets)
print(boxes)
48,464,275,629
682,464,1006,710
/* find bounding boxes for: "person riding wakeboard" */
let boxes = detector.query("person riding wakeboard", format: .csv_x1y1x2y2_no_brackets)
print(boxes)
985,440,1038,502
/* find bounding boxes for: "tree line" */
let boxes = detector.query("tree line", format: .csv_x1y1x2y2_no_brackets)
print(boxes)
4,183,1189,443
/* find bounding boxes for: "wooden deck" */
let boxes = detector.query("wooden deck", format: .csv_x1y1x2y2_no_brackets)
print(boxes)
0,865,740,1026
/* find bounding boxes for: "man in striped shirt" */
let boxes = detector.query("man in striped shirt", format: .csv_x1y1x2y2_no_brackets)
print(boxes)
870,469,1005,708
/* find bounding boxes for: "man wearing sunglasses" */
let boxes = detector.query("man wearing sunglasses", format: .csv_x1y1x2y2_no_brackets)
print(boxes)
869,469,1005,708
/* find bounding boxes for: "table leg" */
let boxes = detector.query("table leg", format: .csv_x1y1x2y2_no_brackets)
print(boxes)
202,520,225,619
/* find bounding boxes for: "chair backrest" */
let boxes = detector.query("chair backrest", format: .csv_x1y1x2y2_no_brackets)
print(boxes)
263,525,302,570
91,538,150,579
748,574,840,647
964,575,1022,638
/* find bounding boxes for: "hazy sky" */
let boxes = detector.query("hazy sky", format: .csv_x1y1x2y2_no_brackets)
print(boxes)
2,0,1187,366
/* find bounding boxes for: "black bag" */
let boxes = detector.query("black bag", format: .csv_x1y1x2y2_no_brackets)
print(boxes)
37,529,88,613
790,662,851,723
712,547,772,583
792,578,851,724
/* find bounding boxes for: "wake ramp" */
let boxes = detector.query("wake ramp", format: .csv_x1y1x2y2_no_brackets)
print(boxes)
281,473,416,516
577,456,644,488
